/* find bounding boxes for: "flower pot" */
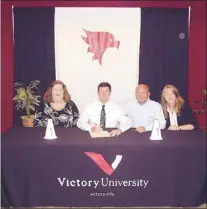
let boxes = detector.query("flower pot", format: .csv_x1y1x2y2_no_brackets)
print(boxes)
21,116,35,127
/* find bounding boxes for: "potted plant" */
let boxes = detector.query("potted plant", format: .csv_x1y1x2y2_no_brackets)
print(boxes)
202,89,207,105
194,89,207,114
13,80,41,127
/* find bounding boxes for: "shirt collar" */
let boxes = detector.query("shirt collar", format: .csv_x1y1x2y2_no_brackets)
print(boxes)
167,106,175,113
137,98,150,106
98,100,110,106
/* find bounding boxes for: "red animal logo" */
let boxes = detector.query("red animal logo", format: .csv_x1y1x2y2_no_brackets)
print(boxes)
81,29,120,65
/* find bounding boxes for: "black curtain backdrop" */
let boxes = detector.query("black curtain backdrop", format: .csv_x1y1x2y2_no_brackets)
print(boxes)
12,7,189,126
139,8,189,102
13,7,55,126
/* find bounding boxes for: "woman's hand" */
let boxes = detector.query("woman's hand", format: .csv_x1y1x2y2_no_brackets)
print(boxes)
168,125,180,131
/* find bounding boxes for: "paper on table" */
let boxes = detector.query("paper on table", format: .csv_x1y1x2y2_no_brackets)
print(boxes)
89,131,110,138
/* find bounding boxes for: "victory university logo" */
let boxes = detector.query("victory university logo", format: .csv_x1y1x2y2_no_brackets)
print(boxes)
81,29,120,65
84,152,122,176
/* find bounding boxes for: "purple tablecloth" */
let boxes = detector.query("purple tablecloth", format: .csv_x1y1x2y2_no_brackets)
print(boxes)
1,127,206,207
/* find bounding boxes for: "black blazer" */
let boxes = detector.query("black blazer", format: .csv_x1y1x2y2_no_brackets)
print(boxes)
166,102,199,129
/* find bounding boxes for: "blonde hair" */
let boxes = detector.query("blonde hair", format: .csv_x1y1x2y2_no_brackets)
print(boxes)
43,80,71,103
161,84,184,119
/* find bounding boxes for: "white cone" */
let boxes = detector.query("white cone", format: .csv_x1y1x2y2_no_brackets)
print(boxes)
44,119,57,140
149,119,163,140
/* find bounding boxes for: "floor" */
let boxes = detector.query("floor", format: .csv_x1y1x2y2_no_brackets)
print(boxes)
2,203,206,209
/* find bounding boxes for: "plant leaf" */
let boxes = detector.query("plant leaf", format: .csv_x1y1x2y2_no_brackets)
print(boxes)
13,80,41,114
202,90,207,95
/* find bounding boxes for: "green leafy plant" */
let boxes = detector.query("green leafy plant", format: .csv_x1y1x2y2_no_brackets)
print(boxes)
202,89,207,105
194,89,207,114
13,80,41,118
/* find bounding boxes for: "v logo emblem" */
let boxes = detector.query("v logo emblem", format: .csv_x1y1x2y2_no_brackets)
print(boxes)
84,152,122,175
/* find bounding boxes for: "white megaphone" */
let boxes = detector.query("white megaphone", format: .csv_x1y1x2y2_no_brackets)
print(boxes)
149,119,163,140
44,119,57,140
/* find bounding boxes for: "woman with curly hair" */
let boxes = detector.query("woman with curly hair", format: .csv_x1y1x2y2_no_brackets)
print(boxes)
34,80,79,127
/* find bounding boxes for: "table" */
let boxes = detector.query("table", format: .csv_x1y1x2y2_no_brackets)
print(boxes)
1,127,206,207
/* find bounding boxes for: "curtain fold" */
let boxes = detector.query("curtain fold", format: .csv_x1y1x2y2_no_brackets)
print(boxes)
139,8,189,102
13,7,56,126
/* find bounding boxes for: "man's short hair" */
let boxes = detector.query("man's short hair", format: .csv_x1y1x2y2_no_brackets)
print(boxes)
137,84,150,92
98,82,111,92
